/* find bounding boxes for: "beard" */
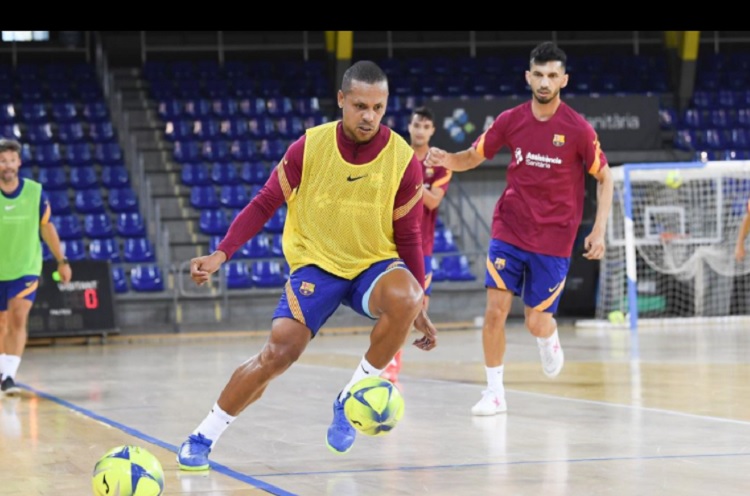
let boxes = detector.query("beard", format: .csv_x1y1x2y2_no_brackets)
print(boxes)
533,89,558,104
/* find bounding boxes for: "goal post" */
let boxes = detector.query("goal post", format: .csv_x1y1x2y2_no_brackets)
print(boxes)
577,160,750,331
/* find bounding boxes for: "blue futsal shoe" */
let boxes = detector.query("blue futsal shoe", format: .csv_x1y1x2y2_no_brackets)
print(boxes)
326,392,356,454
177,433,213,471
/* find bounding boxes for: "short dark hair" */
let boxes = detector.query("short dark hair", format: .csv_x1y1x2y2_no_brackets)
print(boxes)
530,42,567,70
412,106,434,123
341,60,388,93
0,138,21,155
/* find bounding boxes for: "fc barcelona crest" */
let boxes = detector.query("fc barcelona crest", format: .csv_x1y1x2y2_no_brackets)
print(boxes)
300,281,315,296
494,258,506,270
552,134,565,147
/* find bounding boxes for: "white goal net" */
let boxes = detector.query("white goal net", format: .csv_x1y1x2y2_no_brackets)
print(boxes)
583,160,750,329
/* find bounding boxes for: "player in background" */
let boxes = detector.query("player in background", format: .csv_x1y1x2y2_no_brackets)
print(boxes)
382,106,451,383
425,41,613,415
735,198,750,261
176,61,437,470
0,138,72,394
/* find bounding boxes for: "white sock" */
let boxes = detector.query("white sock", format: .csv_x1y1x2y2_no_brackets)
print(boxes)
0,354,5,379
193,402,236,446
339,356,383,402
485,365,504,393
537,328,559,348
5,355,20,379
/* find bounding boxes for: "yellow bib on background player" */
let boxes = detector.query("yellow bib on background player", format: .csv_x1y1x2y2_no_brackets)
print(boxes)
282,121,414,279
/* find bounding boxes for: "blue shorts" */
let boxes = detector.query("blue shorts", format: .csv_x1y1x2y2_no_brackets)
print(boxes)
484,239,570,313
0,276,40,311
423,255,433,296
273,259,409,336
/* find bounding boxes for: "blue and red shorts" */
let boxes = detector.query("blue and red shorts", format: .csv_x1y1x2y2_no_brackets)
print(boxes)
0,276,40,311
273,258,410,336
484,239,570,313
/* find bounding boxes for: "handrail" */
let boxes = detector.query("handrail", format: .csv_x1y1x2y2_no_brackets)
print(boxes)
441,179,491,254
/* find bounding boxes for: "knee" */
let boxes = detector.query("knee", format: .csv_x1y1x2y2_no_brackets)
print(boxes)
382,276,423,318
525,312,553,337
260,341,303,372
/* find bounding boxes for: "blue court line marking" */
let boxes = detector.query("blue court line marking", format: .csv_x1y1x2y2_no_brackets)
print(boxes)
19,382,298,496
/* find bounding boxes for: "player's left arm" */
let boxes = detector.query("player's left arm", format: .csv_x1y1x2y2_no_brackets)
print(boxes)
39,195,72,282
583,134,614,261
422,168,452,211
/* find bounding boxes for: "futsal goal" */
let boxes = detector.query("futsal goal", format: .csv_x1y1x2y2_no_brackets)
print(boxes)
577,160,750,330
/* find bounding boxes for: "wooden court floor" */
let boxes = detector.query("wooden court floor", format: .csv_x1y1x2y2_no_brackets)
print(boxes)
1,320,749,495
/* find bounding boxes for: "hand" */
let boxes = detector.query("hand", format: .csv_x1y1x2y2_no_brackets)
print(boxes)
583,228,605,260
412,308,437,351
736,244,746,262
56,262,72,283
424,147,447,168
190,250,227,286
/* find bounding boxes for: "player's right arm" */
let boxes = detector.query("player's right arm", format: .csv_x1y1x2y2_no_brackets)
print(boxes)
190,137,305,286
425,111,507,172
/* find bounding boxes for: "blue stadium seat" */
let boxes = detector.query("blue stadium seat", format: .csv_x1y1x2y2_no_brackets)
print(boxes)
19,102,47,123
211,162,239,185
221,117,249,140
48,190,71,215
264,207,286,233
61,238,86,261
239,235,270,258
74,188,106,214
64,142,94,166
34,143,63,167
108,187,139,213
202,140,232,163
433,227,458,253
130,264,164,292
94,142,123,165
238,97,266,117
123,237,156,262
730,128,750,150
251,260,287,288
82,101,109,123
164,120,194,142
208,235,223,253
0,123,21,141
25,123,54,145
210,98,238,118
230,141,259,162
199,208,230,235
51,214,83,240
441,255,476,281
673,129,696,151
100,165,130,188
430,256,446,282
181,162,211,186
681,108,706,129
266,97,294,117
270,233,284,257
37,167,67,190
69,166,98,190
219,184,249,208
293,97,320,117
51,102,78,122
115,211,146,237
112,266,129,293
89,237,121,262
239,161,270,185
259,138,286,161
708,109,733,129
224,261,253,289
0,103,15,123
190,185,220,209
194,119,222,142
84,213,114,239
183,99,211,120
157,99,183,121
247,116,275,139
57,122,86,144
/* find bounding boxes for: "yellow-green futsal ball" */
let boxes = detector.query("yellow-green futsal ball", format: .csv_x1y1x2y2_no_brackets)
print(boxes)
344,377,405,436
91,445,164,496
665,170,683,189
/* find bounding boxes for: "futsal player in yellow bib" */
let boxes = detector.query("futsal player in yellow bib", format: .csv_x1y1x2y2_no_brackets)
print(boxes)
177,61,437,469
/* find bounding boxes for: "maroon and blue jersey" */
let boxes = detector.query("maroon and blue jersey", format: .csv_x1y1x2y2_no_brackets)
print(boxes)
473,101,608,258
421,159,452,256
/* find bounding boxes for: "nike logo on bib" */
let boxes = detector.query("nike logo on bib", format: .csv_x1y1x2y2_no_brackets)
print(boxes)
347,174,367,182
